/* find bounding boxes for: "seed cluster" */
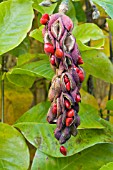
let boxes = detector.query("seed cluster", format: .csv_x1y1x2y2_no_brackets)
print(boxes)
40,13,84,156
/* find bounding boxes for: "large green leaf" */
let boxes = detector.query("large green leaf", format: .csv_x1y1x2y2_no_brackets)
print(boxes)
92,0,113,19
0,123,29,170
73,23,105,50
15,101,50,124
74,23,104,43
6,73,35,88
17,53,48,66
6,60,54,87
106,100,113,111
99,162,113,170
0,0,34,55
14,119,113,157
79,103,104,129
31,144,113,170
17,53,36,66
81,50,113,84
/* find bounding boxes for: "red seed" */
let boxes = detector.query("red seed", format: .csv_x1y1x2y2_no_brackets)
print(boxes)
76,94,81,103
77,55,84,65
64,75,69,84
40,14,49,25
66,118,73,126
67,109,74,118
50,55,56,65
66,82,70,91
78,70,84,82
52,104,57,114
55,48,64,58
60,146,67,156
64,99,71,109
44,43,54,54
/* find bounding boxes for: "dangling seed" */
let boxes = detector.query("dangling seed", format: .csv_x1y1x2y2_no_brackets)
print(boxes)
60,146,67,156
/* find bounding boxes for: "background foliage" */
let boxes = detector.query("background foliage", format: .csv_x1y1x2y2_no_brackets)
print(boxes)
0,0,113,169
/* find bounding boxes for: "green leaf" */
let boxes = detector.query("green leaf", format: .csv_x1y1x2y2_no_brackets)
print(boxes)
73,23,105,50
77,39,104,51
33,1,44,14
37,53,49,60
107,19,113,35
14,119,113,157
0,0,34,55
31,144,113,170
6,73,35,88
80,88,99,109
79,103,104,129
99,162,113,170
15,101,50,124
106,100,113,111
0,123,29,170
74,23,105,43
30,26,44,43
6,60,54,87
17,53,36,66
92,0,113,19
73,1,86,22
81,50,113,84
9,37,30,57
20,60,54,79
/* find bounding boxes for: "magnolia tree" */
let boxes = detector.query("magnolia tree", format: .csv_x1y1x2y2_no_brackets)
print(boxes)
0,0,113,169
